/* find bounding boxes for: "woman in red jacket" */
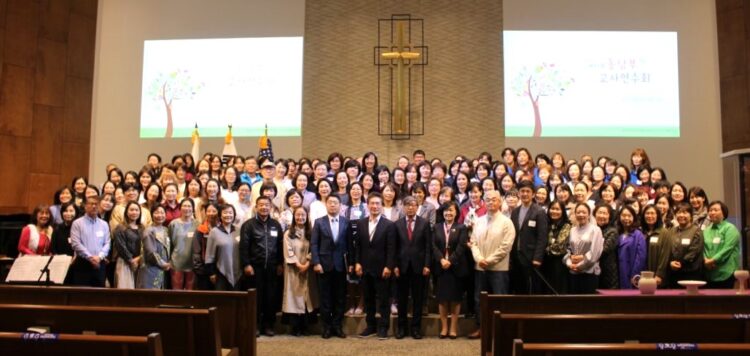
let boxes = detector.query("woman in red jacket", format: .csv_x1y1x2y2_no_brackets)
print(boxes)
18,205,53,255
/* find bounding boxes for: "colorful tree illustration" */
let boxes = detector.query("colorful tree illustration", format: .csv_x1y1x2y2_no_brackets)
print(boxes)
147,69,204,138
511,63,574,137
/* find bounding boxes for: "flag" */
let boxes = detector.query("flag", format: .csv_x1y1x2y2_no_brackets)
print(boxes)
222,124,238,162
258,124,274,161
190,124,200,161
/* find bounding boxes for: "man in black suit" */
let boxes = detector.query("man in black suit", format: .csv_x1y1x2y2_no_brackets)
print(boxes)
354,192,396,340
510,179,549,294
311,195,351,339
394,196,432,339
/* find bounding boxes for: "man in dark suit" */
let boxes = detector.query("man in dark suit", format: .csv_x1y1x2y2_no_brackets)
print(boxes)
311,195,351,339
354,192,396,340
510,179,549,294
394,196,432,339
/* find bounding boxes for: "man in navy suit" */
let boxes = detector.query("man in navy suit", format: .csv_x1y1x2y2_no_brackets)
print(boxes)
312,195,351,339
354,192,396,340
394,196,432,339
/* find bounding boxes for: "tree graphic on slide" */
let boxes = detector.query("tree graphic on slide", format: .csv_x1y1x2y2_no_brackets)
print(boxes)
511,63,574,137
147,69,204,138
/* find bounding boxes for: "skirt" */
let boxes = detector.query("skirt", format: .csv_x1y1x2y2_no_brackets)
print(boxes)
436,269,464,303
115,258,136,289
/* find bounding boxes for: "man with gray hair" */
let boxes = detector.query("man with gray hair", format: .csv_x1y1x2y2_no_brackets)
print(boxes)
467,190,515,338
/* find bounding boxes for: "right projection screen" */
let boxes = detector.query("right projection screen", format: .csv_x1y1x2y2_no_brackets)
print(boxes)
503,31,679,137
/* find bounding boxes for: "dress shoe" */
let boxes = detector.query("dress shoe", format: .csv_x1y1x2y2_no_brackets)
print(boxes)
334,328,346,338
439,332,447,339
377,330,389,340
411,331,422,339
395,329,406,339
467,330,481,339
264,328,275,337
449,333,457,340
321,329,331,339
359,327,377,338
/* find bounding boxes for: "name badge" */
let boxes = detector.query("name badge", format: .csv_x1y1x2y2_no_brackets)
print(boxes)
270,229,278,237
712,237,721,245
96,231,104,238
681,238,690,246
649,236,658,244
187,232,195,238
528,220,536,227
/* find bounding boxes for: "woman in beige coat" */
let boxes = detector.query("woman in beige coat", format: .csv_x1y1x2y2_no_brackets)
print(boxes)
282,206,319,336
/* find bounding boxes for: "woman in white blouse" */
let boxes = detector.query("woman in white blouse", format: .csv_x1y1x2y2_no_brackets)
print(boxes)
564,202,604,294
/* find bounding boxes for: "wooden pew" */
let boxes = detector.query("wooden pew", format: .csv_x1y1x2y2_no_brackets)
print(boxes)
479,292,750,356
0,304,224,356
513,340,750,355
0,331,164,356
493,312,750,356
0,285,256,356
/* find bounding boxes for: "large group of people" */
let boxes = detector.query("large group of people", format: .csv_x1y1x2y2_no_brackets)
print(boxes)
18,147,743,339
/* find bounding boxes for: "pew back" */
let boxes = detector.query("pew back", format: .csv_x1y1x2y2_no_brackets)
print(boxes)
513,340,750,356
0,331,164,356
479,292,750,355
0,304,221,356
0,285,256,356
494,313,750,356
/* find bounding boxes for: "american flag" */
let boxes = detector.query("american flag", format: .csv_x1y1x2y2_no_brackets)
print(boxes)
258,124,274,161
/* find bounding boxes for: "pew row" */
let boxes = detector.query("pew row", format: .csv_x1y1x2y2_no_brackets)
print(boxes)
0,285,256,356
493,312,750,356
479,292,750,356
0,304,227,356
512,340,750,355
0,331,164,356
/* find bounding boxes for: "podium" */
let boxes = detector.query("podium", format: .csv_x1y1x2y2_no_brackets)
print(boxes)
4,255,72,285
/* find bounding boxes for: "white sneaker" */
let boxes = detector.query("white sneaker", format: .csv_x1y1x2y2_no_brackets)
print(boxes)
354,307,364,315
347,307,355,315
390,304,398,315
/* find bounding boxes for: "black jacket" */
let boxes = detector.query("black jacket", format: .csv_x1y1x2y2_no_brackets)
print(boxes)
394,215,432,272
240,216,283,268
510,203,549,266
51,223,74,256
354,216,396,277
432,222,468,277
113,225,142,262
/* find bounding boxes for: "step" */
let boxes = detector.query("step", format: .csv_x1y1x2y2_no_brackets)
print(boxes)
271,313,478,337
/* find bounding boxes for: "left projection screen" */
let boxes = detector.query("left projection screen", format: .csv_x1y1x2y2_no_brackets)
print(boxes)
139,37,303,138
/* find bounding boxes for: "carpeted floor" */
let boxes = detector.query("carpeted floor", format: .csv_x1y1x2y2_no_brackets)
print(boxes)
257,335,479,355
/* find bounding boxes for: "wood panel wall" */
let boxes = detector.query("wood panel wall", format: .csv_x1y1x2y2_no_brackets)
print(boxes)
0,0,97,214
302,0,504,165
716,0,750,152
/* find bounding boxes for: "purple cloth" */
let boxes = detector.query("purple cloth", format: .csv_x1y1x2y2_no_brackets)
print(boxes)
617,229,647,289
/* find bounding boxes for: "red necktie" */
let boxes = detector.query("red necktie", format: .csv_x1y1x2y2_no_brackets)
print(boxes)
407,219,414,241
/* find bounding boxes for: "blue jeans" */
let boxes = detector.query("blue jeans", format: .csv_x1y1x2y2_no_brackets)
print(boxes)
474,270,509,325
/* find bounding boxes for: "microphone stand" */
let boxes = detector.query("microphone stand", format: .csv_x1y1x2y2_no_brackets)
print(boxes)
37,255,54,286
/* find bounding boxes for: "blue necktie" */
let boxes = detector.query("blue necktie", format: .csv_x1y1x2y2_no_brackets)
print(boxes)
331,218,339,243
